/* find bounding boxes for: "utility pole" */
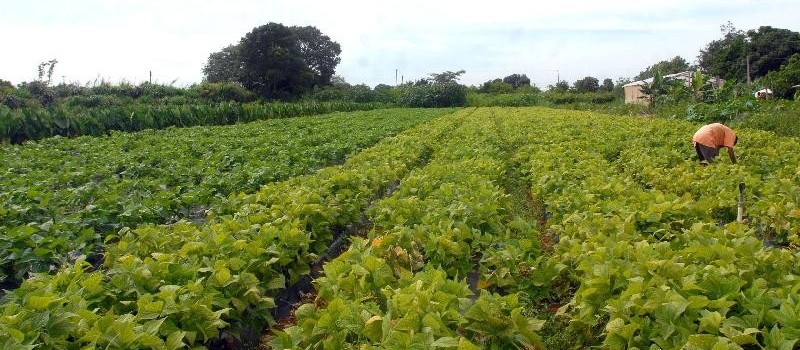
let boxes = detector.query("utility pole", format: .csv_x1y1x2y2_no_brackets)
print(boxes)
395,69,398,86
149,70,152,84
746,53,752,86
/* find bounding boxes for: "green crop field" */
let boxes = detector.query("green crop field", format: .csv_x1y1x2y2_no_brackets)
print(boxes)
1,107,799,349
0,108,448,287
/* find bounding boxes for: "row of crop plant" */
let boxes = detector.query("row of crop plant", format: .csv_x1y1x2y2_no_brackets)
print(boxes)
502,107,800,349
270,108,548,349
0,109,446,289
0,110,461,348
0,100,388,143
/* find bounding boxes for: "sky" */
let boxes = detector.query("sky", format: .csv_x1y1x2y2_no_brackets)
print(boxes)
2,0,798,89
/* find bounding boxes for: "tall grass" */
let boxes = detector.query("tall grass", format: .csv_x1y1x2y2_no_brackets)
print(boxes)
0,101,389,144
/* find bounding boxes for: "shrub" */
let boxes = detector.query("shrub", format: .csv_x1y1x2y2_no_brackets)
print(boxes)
52,83,89,98
759,53,800,99
193,82,256,103
397,82,466,108
64,95,132,108
467,92,541,107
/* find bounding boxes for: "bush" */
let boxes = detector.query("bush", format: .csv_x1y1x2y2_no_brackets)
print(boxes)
193,82,256,103
64,95,132,108
467,92,541,107
543,92,618,105
682,98,758,123
309,86,348,101
309,84,394,104
738,99,800,137
397,82,466,108
479,79,514,94
87,82,186,100
52,83,89,98
759,53,800,99
18,81,56,107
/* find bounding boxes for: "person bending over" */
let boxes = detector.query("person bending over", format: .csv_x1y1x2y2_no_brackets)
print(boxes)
692,123,738,164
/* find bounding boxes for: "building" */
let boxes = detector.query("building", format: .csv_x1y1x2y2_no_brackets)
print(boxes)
623,71,725,104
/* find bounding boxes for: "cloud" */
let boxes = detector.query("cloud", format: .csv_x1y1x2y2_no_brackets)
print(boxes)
1,0,797,88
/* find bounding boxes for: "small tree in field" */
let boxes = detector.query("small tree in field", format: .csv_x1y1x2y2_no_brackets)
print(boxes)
480,79,514,94
429,70,466,84
573,76,599,93
502,74,531,89
601,78,614,92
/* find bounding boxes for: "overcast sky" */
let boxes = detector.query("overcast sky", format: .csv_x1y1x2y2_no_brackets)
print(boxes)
2,0,798,88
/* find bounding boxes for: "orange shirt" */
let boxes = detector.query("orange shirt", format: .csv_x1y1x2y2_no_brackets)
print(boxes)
692,123,736,148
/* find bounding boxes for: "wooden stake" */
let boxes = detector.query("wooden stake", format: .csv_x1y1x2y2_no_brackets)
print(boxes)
737,182,745,223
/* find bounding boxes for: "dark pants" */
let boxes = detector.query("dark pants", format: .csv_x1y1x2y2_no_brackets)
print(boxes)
695,143,720,163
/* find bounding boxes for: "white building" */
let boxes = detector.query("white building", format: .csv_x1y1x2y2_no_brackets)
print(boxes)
622,71,725,104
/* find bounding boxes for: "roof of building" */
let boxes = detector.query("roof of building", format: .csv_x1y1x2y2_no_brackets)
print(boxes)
622,71,723,88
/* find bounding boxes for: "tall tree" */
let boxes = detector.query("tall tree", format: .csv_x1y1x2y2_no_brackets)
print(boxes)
502,74,531,89
698,23,747,81
747,26,800,78
290,26,342,87
699,23,800,82
203,23,342,99
238,23,315,99
202,45,242,83
635,56,691,81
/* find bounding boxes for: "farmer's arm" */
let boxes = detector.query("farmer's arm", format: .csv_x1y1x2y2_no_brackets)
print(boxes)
728,147,737,164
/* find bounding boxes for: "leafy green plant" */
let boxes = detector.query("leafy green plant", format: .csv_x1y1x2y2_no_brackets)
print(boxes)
0,109,446,286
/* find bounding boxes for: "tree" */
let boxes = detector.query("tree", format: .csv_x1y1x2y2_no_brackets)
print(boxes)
635,56,691,81
698,22,747,81
0,79,13,94
548,80,569,92
330,75,349,87
760,53,800,99
502,74,531,89
638,71,690,107
237,23,314,99
291,26,342,87
37,59,58,85
699,23,800,82
429,70,465,84
202,45,242,83
480,79,514,94
746,26,800,78
203,23,342,99
601,78,614,92
413,78,431,86
613,77,631,96
573,76,599,93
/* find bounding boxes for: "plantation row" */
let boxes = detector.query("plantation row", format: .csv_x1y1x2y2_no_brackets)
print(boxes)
499,108,800,348
0,109,466,348
0,101,387,144
269,108,800,348
271,108,546,348
0,109,448,286
1,107,799,349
